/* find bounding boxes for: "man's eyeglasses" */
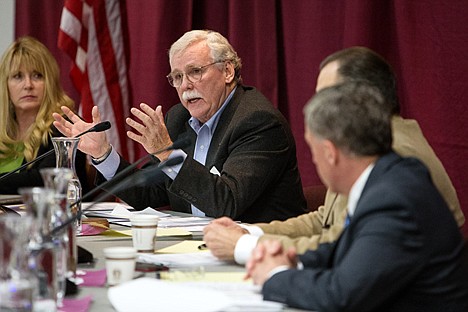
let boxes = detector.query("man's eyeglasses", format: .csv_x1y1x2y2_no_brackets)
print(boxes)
166,61,223,88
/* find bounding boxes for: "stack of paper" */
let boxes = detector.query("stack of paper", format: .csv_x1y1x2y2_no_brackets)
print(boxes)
83,202,213,232
83,202,171,224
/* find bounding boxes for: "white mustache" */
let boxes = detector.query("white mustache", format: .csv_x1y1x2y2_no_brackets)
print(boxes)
182,90,202,102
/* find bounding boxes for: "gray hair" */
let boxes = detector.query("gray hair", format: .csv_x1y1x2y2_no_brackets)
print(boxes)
304,82,393,156
169,30,242,84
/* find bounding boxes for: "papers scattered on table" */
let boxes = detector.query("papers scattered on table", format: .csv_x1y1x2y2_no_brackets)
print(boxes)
108,277,284,312
158,216,212,228
3,199,210,235
110,215,212,229
136,241,223,267
82,202,132,221
82,202,212,233
83,202,171,220
82,202,133,212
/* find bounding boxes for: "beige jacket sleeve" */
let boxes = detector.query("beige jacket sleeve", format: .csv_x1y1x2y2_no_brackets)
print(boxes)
257,191,348,253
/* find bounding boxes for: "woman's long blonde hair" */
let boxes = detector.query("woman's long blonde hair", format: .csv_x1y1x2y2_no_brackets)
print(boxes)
0,36,74,162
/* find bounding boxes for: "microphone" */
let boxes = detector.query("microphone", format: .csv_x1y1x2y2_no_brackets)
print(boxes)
75,121,111,138
77,134,192,203
0,121,112,181
50,156,184,236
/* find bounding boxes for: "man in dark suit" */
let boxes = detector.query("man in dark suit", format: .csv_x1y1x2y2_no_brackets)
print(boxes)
52,30,306,223
246,82,468,311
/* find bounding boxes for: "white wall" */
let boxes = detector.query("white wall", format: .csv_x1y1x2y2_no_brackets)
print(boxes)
0,0,15,56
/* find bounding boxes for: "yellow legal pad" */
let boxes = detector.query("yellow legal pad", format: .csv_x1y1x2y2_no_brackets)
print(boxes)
156,240,206,254
159,271,247,283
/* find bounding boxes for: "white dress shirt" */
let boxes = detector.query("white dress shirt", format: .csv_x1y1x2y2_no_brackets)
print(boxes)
235,163,375,266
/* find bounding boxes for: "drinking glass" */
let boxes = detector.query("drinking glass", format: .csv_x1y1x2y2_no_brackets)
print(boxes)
39,168,76,308
19,187,59,311
0,215,35,311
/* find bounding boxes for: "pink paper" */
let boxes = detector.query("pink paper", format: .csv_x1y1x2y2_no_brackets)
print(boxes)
78,224,108,236
60,295,93,312
78,269,107,287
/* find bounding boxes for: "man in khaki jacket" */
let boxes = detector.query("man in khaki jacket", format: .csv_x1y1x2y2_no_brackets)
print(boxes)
203,46,464,264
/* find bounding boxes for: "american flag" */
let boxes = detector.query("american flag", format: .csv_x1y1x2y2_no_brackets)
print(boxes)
58,0,132,160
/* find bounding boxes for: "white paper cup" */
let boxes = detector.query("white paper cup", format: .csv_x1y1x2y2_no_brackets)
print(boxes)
130,215,159,253
103,247,137,286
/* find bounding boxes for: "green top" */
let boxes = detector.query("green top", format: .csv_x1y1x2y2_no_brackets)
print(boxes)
0,143,25,174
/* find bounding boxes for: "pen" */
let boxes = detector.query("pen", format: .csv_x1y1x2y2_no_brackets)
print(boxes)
198,243,207,250
136,261,169,273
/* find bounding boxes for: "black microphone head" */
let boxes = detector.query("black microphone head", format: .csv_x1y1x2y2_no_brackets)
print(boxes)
93,121,111,132
75,121,111,138
171,136,192,150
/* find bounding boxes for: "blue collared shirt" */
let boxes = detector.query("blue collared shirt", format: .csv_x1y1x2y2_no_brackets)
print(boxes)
165,87,236,216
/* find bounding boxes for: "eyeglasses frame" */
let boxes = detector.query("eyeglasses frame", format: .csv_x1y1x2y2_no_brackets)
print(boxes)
166,61,224,88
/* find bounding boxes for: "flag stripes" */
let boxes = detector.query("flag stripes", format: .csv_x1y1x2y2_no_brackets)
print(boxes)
58,0,132,160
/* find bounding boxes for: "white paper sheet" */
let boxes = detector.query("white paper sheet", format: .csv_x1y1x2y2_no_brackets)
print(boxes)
108,277,284,312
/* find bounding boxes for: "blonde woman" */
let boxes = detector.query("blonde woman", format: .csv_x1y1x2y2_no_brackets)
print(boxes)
0,36,88,194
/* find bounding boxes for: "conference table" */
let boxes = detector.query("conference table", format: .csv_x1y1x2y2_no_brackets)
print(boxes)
72,209,308,312
0,195,308,311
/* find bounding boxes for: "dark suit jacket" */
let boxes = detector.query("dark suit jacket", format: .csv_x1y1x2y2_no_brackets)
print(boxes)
0,126,89,194
263,152,468,311
101,85,307,223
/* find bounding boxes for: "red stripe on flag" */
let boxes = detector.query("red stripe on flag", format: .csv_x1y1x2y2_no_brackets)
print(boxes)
92,0,128,154
80,69,94,122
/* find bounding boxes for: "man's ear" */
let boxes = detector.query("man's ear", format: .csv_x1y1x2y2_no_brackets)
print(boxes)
224,61,235,83
323,140,339,166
